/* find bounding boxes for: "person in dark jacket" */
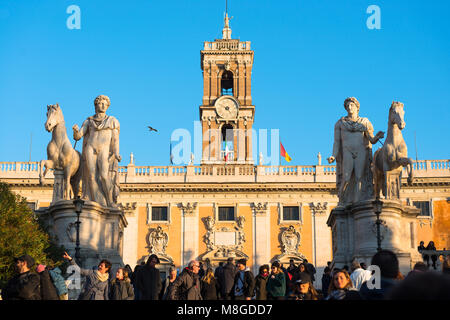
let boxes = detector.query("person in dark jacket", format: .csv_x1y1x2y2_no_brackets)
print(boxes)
214,262,224,279
359,250,401,300
170,260,202,300
321,266,332,298
63,252,111,300
325,269,361,300
36,264,59,300
266,261,286,300
443,255,450,275
426,241,438,269
303,259,317,282
161,266,177,300
2,255,41,300
231,259,255,300
254,264,270,300
200,267,219,300
137,254,162,300
131,262,145,300
109,267,134,300
387,271,450,300
218,257,236,300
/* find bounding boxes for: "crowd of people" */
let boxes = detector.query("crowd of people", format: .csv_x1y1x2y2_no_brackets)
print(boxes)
2,249,450,300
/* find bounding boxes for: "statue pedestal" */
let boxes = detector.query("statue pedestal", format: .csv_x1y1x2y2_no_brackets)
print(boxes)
37,200,127,269
51,170,64,203
327,199,422,275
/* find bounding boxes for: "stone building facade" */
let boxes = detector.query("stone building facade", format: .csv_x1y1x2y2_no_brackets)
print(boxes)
1,15,449,289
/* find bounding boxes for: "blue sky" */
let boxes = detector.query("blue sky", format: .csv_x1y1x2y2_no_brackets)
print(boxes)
0,0,449,166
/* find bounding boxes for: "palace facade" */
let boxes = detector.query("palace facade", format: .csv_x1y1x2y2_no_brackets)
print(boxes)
1,14,450,289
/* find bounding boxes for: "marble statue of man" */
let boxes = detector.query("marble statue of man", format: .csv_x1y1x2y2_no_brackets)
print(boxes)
72,95,121,207
327,97,384,206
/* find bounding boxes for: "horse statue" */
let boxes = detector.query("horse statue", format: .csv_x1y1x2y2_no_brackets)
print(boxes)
40,104,81,200
373,101,413,199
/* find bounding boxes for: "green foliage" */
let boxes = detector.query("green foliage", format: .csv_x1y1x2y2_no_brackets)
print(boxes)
0,182,65,288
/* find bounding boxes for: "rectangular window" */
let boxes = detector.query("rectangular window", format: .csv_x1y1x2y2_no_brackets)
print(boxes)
283,206,300,221
412,201,431,217
152,207,168,221
218,207,235,221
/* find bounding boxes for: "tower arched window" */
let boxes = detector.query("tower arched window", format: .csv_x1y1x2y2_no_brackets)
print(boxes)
221,70,233,96
221,124,234,161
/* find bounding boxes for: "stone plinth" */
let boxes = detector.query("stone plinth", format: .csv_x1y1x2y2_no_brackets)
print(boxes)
37,200,127,269
327,199,422,275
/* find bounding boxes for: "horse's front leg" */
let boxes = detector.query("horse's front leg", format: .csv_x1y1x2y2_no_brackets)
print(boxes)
63,167,73,200
39,160,54,185
399,157,414,185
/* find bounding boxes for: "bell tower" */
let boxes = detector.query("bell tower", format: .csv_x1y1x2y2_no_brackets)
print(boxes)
200,12,255,165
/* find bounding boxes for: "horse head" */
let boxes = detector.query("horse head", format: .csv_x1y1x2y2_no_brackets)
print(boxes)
389,101,405,130
45,103,63,132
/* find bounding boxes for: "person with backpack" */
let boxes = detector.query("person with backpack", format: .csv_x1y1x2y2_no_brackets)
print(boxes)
36,264,59,300
48,266,69,300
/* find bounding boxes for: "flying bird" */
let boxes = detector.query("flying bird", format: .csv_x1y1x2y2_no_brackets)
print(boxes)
147,126,158,132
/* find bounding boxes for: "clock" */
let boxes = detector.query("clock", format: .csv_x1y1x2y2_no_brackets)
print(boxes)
215,97,239,119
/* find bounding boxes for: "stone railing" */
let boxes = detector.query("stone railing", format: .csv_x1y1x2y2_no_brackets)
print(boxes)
203,40,251,51
0,159,448,184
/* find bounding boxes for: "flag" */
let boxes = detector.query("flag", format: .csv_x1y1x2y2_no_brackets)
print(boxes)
224,142,229,162
170,141,174,165
280,142,292,162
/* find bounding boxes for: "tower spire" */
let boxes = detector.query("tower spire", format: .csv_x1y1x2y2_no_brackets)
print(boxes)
222,1,232,40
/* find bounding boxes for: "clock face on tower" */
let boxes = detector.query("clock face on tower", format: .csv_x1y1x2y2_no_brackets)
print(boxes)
215,96,239,119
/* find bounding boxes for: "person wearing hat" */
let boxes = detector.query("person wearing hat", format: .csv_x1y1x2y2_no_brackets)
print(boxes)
136,254,162,300
1,255,41,300
231,259,255,300
288,272,319,300
266,261,286,300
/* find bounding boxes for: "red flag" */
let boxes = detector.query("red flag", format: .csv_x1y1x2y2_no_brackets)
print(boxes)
280,142,292,162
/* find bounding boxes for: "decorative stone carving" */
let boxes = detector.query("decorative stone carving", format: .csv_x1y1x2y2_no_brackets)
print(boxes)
72,95,121,208
373,101,414,200
40,104,82,201
178,202,198,216
259,152,264,165
119,202,137,211
327,97,385,206
310,202,328,216
274,225,306,263
251,202,268,216
66,222,76,243
146,225,173,263
200,215,248,264
281,225,301,255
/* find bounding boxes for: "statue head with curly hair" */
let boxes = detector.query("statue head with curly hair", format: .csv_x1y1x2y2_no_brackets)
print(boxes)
94,95,111,114
343,97,360,113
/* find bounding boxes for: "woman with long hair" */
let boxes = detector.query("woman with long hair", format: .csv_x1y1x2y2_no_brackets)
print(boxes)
325,269,361,300
266,261,286,300
288,272,319,300
201,267,219,300
109,267,135,300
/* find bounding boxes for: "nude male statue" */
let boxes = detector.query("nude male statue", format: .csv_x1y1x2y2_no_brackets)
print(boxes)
327,97,384,206
72,95,121,207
